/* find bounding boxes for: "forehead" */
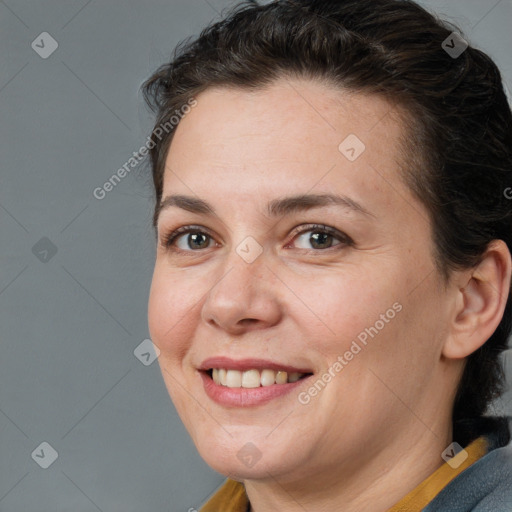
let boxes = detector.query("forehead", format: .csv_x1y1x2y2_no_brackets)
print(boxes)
161,78,415,220
170,78,402,155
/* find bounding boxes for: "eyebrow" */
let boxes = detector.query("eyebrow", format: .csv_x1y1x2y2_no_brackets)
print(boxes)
155,193,375,223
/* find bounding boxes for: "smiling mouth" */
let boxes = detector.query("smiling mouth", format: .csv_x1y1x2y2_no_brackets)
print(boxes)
205,368,313,388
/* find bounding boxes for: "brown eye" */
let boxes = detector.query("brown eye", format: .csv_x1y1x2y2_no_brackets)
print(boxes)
289,224,352,251
162,226,216,252
180,232,212,250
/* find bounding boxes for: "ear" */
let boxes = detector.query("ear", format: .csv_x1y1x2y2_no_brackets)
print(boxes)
443,240,512,360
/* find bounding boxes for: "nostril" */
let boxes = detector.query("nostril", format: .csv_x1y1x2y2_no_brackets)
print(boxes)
240,319,258,325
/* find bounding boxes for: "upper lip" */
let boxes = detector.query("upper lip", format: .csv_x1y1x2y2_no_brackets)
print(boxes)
198,356,313,374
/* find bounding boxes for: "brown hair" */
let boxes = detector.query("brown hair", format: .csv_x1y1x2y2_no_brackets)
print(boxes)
142,0,512,445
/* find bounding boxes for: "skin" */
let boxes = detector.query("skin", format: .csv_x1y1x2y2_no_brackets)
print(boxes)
147,77,511,512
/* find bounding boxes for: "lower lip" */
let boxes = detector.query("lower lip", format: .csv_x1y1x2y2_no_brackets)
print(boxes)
200,371,311,407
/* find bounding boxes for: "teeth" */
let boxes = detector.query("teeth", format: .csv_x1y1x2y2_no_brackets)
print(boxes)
241,369,260,388
210,368,307,388
260,369,276,387
275,371,287,384
288,372,300,383
226,369,242,388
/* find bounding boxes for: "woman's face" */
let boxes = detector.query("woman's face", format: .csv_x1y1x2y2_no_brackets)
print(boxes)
148,78,456,484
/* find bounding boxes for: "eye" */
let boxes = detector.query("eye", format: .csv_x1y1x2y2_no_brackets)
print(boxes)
161,225,217,252
287,224,352,251
160,223,352,254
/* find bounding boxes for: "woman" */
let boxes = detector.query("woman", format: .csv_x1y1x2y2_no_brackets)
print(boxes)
142,0,512,510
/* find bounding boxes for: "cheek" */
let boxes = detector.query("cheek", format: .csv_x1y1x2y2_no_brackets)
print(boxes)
289,267,389,345
147,268,203,421
301,265,426,380
147,265,201,360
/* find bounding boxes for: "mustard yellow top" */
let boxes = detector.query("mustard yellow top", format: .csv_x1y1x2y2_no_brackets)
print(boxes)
200,436,488,512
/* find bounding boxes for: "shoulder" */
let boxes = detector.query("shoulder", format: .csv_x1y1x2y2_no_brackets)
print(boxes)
423,417,512,512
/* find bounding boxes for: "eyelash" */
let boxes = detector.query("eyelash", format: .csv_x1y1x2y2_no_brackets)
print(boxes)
160,223,353,254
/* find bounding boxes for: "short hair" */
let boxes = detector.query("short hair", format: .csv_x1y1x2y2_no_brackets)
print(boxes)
142,0,512,445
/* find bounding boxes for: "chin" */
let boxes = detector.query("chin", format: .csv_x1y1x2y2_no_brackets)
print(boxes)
192,428,306,481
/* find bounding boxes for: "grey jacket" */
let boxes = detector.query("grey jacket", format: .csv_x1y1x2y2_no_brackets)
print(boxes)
423,416,512,511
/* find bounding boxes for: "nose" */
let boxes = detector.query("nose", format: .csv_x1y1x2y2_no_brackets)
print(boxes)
200,247,283,335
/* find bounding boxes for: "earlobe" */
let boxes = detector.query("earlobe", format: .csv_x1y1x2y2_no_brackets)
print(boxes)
442,240,512,360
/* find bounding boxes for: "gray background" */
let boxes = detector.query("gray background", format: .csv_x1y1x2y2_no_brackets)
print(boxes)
1,1,511,510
